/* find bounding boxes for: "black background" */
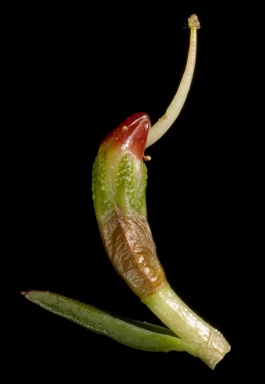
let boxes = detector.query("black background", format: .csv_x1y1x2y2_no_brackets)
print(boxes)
8,1,258,382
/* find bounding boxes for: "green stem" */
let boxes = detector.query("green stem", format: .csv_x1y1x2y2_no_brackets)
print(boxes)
142,283,230,369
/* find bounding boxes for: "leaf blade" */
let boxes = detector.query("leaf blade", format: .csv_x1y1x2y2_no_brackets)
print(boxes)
22,290,191,353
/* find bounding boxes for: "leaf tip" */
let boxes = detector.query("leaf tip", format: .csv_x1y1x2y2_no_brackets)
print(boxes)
21,290,32,299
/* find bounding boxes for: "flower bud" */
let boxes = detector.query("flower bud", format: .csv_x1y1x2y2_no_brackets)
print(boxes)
92,112,167,298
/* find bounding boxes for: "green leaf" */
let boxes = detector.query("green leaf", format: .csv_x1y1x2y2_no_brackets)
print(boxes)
22,290,191,353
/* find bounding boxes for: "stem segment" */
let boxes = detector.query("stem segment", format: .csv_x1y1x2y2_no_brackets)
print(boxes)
142,283,230,369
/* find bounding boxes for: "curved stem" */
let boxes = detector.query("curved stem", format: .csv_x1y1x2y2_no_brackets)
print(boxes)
142,283,231,369
146,14,200,148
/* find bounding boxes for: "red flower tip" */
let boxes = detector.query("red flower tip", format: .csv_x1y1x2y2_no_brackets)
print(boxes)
100,112,150,160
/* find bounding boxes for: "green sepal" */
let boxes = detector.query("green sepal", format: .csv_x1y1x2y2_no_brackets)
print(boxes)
92,151,147,220
92,151,112,218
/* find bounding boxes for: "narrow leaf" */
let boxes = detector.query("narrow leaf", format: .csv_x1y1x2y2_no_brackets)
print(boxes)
22,290,192,354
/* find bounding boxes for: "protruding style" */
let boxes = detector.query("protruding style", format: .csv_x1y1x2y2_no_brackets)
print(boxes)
146,14,200,148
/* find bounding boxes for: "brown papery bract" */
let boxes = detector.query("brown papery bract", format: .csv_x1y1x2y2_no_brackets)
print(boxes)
98,206,167,299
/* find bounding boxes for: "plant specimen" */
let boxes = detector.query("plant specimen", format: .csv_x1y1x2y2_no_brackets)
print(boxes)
22,14,230,369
